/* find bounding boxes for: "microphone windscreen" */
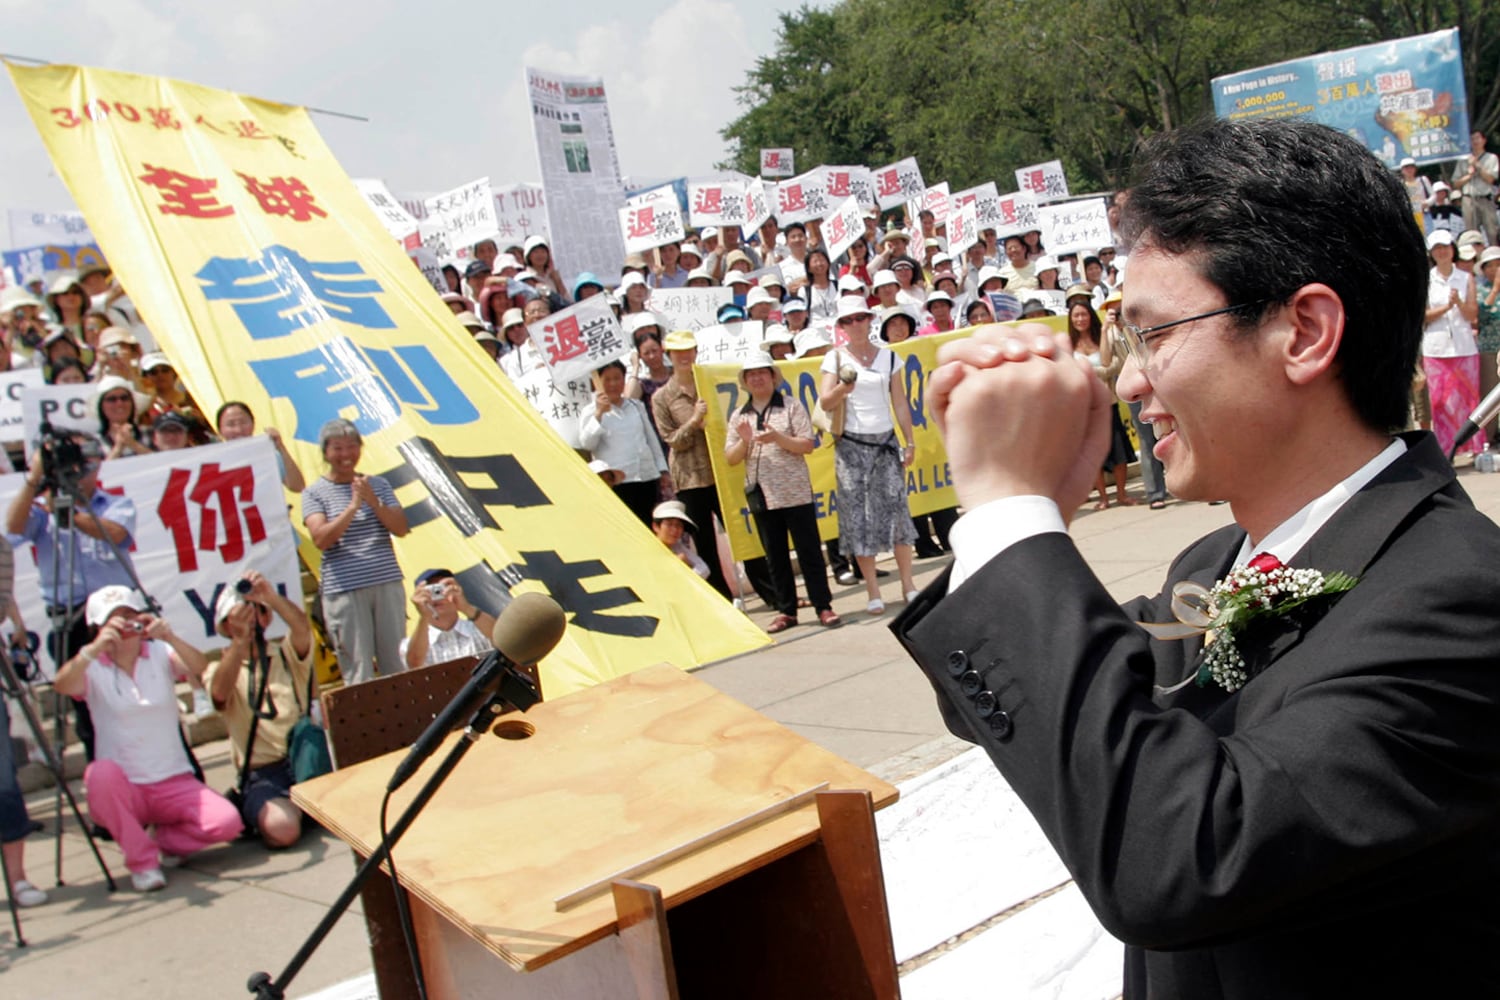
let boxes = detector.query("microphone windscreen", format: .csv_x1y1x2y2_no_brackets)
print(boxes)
490,592,567,664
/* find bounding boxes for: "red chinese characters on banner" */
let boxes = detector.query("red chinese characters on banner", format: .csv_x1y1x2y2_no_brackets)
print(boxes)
540,315,589,364
827,171,851,197
238,174,328,221
137,165,327,222
1027,170,1045,193
138,164,235,219
877,168,901,198
158,464,268,573
626,206,657,240
778,184,807,214
764,151,783,169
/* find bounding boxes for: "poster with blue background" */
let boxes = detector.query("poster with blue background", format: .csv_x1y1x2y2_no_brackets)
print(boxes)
1212,29,1469,168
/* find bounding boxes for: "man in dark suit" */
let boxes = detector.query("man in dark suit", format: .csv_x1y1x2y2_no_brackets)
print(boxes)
892,117,1500,998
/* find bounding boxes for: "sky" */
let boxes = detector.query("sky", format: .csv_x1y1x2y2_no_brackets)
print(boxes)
0,0,810,224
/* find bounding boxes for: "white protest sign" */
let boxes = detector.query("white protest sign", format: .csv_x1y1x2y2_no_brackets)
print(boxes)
513,366,595,450
993,191,1041,239
760,148,795,178
923,183,951,226
409,245,447,294
824,166,876,210
1016,160,1070,204
952,182,1003,231
526,67,628,287
527,294,631,385
775,169,832,226
1033,290,1068,315
647,286,733,331
742,179,772,233
946,202,981,259
873,157,925,211
0,369,45,443
692,321,766,365
618,198,686,254
418,218,456,265
22,384,96,445
7,209,94,249
687,177,747,227
492,182,550,249
821,196,865,263
353,179,420,249
624,183,678,207
424,177,500,252
1039,198,1111,257
4,437,302,678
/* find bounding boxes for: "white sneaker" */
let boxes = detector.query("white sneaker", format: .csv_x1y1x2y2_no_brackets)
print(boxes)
131,868,167,892
192,690,214,719
12,879,47,907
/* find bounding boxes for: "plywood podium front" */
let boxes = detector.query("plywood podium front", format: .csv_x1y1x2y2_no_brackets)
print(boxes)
294,663,901,999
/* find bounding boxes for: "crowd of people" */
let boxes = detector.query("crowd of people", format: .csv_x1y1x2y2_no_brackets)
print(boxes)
2,126,1497,919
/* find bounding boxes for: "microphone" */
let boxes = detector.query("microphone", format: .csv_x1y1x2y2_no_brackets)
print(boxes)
385,592,566,793
1450,380,1500,457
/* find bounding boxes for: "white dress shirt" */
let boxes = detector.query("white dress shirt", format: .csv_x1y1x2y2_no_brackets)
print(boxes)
949,438,1407,592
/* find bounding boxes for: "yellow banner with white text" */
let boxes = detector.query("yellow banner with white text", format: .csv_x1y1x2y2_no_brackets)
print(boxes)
8,62,769,694
697,317,1066,561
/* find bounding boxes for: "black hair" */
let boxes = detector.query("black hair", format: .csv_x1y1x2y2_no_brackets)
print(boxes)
215,400,255,430
890,254,927,288
805,247,832,286
966,300,993,324
595,360,627,377
1121,117,1426,432
45,356,88,385
783,221,806,235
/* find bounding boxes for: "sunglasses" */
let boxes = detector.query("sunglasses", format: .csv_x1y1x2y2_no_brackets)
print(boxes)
103,393,133,403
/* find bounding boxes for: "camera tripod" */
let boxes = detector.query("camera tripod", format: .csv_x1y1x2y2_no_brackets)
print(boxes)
0,640,117,946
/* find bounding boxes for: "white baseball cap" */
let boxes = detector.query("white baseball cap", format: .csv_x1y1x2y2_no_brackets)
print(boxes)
86,585,148,627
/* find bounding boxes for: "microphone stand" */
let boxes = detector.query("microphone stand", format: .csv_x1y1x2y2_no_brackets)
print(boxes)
246,664,540,1000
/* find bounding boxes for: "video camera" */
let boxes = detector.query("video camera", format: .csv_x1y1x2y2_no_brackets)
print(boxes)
36,421,92,502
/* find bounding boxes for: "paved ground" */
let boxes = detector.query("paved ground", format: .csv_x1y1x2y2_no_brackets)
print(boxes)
7,464,1500,999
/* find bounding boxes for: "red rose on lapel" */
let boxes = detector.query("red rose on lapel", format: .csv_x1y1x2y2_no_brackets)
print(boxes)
1248,553,1283,574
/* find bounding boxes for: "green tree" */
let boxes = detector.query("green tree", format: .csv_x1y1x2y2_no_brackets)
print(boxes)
721,1,1498,192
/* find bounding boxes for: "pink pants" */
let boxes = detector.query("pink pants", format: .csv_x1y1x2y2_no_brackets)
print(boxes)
84,760,243,873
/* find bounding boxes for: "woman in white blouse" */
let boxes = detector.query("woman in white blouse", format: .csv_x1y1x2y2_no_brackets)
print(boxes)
1422,229,1480,457
579,359,670,525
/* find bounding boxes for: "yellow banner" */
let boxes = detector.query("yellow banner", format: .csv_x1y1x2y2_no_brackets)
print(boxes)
8,62,768,695
697,318,1065,561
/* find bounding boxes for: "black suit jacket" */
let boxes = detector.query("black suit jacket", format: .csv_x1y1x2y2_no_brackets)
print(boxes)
891,433,1500,998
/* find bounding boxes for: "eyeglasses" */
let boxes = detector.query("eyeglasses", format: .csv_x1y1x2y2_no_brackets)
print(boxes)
102,393,132,403
836,315,870,327
1120,298,1273,369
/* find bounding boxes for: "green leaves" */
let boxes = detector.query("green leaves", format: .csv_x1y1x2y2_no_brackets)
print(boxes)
720,0,1498,191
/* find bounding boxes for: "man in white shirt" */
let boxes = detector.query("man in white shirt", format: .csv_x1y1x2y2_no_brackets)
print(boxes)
1454,130,1498,243
400,568,498,670
892,117,1500,998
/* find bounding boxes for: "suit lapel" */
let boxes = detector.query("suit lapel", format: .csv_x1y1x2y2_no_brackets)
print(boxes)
1242,432,1456,679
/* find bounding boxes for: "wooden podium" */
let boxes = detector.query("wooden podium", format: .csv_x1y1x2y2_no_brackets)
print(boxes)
294,664,901,999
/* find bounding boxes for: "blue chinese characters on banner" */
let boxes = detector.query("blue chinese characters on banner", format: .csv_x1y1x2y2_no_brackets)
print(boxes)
197,244,478,442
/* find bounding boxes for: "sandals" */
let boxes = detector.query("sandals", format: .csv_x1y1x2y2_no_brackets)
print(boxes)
818,609,842,627
1149,499,1167,510
866,599,886,616
766,614,797,634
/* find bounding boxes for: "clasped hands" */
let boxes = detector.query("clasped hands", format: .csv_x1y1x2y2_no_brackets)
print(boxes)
931,323,1114,518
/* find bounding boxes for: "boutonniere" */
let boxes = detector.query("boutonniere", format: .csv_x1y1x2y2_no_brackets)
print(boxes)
1143,553,1358,694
